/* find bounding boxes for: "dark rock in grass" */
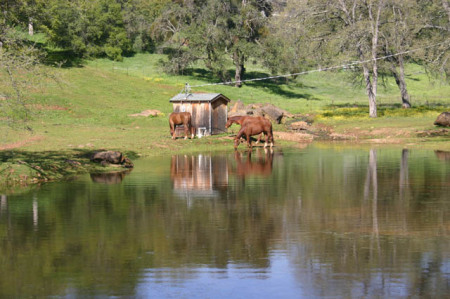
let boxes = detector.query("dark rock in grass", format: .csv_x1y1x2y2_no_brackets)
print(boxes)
434,112,450,127
90,151,134,168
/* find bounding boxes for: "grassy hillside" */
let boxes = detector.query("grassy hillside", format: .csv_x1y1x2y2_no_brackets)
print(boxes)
1,52,449,188
2,52,449,150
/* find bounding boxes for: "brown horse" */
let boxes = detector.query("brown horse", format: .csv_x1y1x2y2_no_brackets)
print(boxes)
226,115,266,143
234,117,274,149
169,112,195,140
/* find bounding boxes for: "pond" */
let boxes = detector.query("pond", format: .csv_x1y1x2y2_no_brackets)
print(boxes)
0,145,449,298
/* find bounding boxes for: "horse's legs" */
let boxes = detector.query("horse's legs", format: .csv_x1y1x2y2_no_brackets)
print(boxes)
234,128,245,149
183,122,189,139
247,134,252,149
255,133,265,145
269,131,274,148
170,121,176,140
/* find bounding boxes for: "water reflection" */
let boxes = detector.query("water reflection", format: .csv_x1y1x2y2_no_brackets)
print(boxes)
435,150,450,161
90,170,132,184
0,147,449,298
170,154,228,198
233,149,274,178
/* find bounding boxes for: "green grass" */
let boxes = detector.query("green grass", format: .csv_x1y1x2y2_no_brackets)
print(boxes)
1,52,449,189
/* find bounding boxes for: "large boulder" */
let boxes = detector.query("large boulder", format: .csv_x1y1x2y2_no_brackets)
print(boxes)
434,112,450,127
261,104,284,123
91,151,134,168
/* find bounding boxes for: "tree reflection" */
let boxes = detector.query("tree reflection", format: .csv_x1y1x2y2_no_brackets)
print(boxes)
0,148,449,298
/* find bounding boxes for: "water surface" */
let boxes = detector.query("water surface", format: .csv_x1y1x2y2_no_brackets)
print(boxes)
1,146,449,298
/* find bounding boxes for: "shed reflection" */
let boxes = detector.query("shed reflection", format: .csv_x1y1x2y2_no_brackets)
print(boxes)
170,155,229,198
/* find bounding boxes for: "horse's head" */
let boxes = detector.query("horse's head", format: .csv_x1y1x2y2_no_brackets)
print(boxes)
225,118,233,128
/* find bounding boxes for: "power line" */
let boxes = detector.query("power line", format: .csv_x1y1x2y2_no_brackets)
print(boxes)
188,42,448,89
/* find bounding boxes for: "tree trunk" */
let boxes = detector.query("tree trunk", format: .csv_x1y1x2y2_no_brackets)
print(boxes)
362,63,378,118
28,18,34,36
233,50,245,87
363,0,384,118
391,55,411,108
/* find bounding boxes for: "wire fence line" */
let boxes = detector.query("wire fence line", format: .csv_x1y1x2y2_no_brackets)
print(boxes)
186,42,448,89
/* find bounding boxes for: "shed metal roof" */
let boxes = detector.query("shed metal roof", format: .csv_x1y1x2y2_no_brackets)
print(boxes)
169,93,230,103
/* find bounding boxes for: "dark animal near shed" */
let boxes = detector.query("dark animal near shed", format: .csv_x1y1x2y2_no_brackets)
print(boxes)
169,112,195,139
234,117,274,149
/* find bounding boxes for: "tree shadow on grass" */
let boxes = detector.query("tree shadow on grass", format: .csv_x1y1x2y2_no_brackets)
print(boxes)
183,68,321,100
43,49,84,68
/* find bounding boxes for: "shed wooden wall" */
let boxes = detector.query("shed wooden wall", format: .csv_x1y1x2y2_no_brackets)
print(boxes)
172,96,228,135
211,98,228,134
173,102,210,131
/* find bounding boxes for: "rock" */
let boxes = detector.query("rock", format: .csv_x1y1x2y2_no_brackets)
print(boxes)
229,100,245,114
90,151,134,168
228,109,247,117
434,112,450,127
261,104,284,123
129,109,162,117
290,121,310,130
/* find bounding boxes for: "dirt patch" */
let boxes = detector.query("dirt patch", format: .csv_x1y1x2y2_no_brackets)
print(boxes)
27,104,68,111
417,129,449,137
0,136,44,150
129,109,163,117
274,131,314,143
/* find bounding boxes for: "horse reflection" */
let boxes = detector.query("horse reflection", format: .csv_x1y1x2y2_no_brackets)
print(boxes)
435,150,450,161
90,170,131,184
233,149,273,177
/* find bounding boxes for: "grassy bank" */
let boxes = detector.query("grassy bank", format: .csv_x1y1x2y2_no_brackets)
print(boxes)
1,52,449,190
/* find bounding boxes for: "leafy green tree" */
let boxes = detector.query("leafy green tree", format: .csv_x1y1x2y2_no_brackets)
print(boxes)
0,25,46,129
155,0,272,87
0,0,47,34
40,0,131,60
122,0,170,53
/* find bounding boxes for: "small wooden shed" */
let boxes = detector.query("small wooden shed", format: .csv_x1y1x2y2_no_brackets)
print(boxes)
170,93,231,136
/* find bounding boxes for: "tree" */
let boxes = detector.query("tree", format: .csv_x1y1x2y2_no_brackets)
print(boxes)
154,0,272,87
266,0,449,113
291,0,386,117
122,0,170,53
0,25,47,129
40,0,131,61
416,0,450,78
379,0,416,108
